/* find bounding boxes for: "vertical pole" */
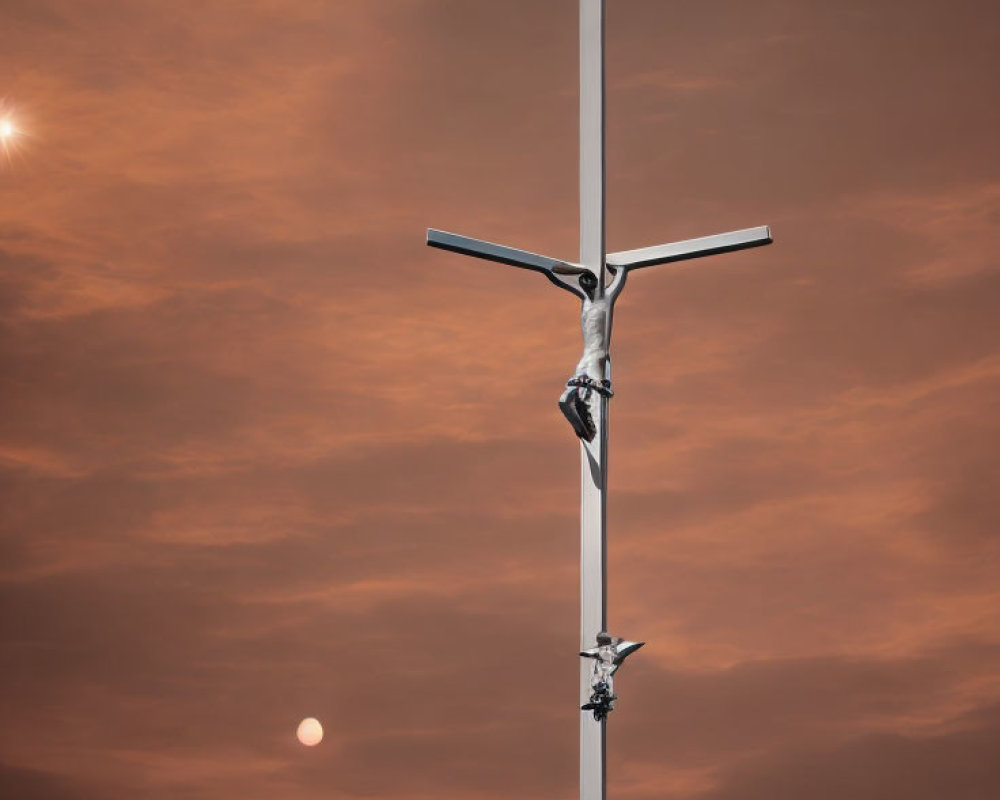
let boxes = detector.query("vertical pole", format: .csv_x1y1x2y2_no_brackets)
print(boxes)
580,0,606,294
579,3,607,800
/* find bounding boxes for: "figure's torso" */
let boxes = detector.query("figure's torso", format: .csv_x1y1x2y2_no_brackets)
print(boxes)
577,298,609,379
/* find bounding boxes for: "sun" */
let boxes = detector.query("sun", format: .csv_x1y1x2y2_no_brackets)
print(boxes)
296,717,323,747
0,119,13,139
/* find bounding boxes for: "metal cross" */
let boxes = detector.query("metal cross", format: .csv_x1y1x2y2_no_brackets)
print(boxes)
426,2,772,799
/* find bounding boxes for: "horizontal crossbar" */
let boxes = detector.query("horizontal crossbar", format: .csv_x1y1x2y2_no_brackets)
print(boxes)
427,229,577,275
607,225,772,270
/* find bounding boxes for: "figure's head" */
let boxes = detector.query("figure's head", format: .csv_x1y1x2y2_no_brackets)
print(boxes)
596,631,613,645
578,271,598,299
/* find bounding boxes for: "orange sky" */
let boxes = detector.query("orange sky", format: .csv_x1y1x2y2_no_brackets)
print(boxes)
1,1,998,798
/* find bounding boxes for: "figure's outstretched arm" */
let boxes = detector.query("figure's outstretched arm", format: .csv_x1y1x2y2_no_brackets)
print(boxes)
427,229,593,301
607,226,772,271
427,229,571,272
613,640,644,664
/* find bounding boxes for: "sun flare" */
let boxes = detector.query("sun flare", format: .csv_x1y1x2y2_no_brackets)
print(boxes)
0,113,25,165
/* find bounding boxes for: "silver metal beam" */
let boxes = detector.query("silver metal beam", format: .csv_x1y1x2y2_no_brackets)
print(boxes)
426,229,572,274
607,225,772,270
579,398,608,800
579,2,607,800
426,228,596,301
580,0,606,294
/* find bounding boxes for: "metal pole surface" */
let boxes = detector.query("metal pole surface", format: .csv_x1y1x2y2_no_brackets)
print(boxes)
579,2,607,800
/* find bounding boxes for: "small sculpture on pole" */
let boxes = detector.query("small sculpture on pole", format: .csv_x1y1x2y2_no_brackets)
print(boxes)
579,631,644,721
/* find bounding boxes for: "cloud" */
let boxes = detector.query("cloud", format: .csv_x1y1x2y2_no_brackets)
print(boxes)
697,701,1000,800
1,1,998,798
0,763,114,800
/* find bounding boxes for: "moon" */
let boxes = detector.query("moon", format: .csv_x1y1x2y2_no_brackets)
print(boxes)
296,717,323,746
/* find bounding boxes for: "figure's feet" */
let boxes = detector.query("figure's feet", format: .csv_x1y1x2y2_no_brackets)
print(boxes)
567,375,614,398
581,697,614,721
558,387,596,442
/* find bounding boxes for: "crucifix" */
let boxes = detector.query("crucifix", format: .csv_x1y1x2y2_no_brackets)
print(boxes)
426,2,772,798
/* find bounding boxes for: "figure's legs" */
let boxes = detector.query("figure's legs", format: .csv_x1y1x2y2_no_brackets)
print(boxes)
558,374,613,441
558,383,596,441
581,678,617,720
